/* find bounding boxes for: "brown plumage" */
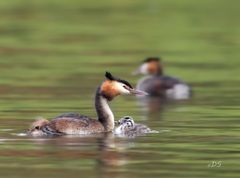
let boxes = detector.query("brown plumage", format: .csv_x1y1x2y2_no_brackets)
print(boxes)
148,60,163,75
27,118,49,137
27,72,147,137
100,80,121,101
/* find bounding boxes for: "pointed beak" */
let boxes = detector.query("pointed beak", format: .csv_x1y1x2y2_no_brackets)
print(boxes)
129,88,149,96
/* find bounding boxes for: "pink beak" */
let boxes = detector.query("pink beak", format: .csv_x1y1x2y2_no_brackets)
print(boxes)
129,88,148,96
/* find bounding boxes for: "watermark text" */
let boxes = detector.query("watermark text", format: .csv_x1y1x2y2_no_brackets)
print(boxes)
208,161,222,168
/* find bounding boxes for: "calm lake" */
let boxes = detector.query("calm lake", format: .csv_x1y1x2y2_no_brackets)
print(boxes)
0,0,239,178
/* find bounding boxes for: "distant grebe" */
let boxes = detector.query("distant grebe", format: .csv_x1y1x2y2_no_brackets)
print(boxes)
28,72,148,136
114,116,158,137
133,57,191,100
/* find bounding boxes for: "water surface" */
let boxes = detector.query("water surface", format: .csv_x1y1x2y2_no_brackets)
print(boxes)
0,0,240,178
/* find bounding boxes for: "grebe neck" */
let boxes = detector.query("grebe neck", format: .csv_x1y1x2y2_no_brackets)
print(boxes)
157,69,163,76
95,87,114,132
156,66,163,76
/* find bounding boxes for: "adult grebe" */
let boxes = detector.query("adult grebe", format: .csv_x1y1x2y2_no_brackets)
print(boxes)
133,57,191,100
27,72,148,136
114,116,158,137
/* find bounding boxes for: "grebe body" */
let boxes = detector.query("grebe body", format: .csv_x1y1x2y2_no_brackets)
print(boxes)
134,57,191,100
28,72,147,137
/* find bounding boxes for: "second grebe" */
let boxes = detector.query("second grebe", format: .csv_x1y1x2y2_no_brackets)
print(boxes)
134,57,191,100
28,72,148,136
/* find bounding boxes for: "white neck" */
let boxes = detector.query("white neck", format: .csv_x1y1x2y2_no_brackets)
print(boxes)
95,88,114,131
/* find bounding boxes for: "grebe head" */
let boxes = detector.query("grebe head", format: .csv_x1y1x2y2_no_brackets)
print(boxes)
27,118,49,137
114,116,135,135
100,72,148,100
116,116,135,127
133,57,163,75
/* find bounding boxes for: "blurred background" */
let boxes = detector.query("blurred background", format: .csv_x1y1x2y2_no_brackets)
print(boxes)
0,0,239,178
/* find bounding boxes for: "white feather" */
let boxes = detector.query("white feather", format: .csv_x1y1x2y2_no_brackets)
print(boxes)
139,63,149,74
166,84,190,100
114,82,131,95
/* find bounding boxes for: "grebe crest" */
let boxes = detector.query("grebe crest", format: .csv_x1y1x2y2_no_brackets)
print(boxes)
100,72,135,100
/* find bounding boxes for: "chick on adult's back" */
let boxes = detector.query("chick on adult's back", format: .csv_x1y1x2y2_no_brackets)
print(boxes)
28,72,148,136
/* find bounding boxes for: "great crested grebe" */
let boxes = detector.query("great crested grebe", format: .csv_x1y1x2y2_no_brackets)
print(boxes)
133,57,191,100
114,116,158,137
27,72,148,136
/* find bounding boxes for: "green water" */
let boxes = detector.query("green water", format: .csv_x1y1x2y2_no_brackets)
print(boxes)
0,0,240,178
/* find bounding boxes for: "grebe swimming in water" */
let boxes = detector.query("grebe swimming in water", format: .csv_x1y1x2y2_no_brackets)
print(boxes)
27,118,51,137
133,57,191,100
27,72,148,137
114,116,158,137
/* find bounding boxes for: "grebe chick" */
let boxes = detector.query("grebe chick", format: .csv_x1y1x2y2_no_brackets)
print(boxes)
133,57,191,100
28,72,148,136
114,116,158,137
27,118,51,137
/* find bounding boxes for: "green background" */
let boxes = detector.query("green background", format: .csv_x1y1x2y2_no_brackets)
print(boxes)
0,0,239,178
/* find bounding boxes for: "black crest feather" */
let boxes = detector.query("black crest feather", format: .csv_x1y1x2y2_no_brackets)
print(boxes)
105,71,115,80
143,57,161,63
105,71,133,89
